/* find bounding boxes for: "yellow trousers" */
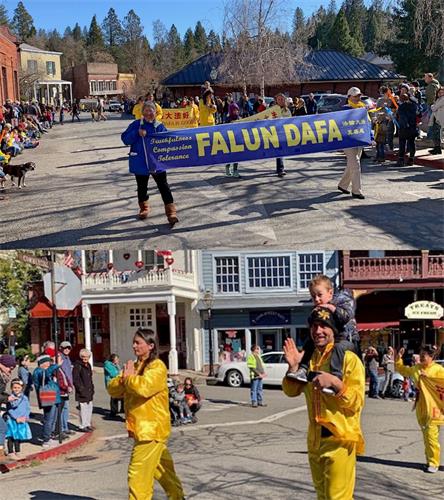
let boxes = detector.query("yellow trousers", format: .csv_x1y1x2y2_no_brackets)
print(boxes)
128,440,184,500
421,424,441,468
308,439,357,500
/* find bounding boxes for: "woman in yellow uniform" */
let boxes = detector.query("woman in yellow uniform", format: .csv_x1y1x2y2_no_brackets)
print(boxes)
396,346,444,473
108,329,185,499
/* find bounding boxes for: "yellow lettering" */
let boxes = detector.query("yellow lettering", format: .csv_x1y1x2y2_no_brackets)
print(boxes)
227,130,245,153
301,122,317,145
241,128,261,151
260,126,279,149
284,124,301,147
313,120,327,143
328,119,343,142
196,133,211,157
211,131,229,155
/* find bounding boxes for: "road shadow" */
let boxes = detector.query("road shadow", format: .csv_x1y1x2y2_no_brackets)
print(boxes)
72,145,127,153
57,156,128,169
358,455,443,472
29,492,97,500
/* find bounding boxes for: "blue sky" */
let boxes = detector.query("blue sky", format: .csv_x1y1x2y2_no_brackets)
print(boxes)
3,0,343,41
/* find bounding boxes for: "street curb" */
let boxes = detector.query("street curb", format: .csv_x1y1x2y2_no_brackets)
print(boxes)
0,430,94,474
385,152,444,169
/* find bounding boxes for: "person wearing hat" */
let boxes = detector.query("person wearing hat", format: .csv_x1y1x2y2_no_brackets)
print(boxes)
0,355,16,462
33,354,63,448
337,87,367,199
282,308,365,500
59,341,75,436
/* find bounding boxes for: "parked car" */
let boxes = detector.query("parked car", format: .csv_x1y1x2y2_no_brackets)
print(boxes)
79,98,97,112
248,96,275,108
215,351,288,387
317,94,376,114
300,93,327,104
105,100,124,112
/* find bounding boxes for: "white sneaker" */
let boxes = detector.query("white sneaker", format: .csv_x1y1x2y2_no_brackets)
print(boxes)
42,439,56,449
425,465,439,473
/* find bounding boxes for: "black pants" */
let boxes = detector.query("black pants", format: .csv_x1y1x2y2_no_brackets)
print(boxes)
110,397,124,416
276,157,285,174
300,338,356,380
7,438,20,454
135,173,174,205
398,131,416,161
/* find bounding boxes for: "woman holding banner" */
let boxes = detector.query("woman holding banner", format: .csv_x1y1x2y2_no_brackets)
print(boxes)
396,346,444,473
199,88,217,126
121,102,179,227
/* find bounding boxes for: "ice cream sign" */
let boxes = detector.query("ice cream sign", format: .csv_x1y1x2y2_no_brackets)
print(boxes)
405,301,443,319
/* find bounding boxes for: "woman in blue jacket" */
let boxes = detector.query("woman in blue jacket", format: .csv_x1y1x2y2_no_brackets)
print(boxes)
104,353,123,418
121,102,178,227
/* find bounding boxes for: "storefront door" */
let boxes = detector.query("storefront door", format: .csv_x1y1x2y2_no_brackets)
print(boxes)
256,329,291,352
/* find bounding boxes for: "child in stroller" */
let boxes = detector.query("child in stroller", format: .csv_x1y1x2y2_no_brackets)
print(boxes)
168,379,193,425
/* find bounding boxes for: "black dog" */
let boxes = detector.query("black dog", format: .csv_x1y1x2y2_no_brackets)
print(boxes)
1,162,36,189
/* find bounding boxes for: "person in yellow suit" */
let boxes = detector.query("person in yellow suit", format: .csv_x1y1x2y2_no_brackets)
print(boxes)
190,97,200,128
396,345,444,473
145,92,163,122
282,308,365,500
132,96,144,120
199,88,217,126
108,329,184,500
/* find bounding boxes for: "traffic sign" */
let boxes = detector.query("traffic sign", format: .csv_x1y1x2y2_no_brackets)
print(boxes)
43,265,82,310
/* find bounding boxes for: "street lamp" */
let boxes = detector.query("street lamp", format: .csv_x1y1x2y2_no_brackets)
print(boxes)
203,289,215,376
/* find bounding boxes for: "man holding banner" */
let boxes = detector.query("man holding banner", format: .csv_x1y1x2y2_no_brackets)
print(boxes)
396,346,444,473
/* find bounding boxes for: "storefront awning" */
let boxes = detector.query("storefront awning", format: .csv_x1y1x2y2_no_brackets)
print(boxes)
29,301,79,318
357,321,399,331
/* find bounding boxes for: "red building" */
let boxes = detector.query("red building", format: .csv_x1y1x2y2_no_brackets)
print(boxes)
29,282,110,362
0,26,19,102
341,250,444,355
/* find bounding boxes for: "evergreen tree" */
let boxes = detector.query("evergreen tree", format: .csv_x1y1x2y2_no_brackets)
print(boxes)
87,15,104,48
102,7,123,47
343,0,365,55
72,23,82,41
46,29,63,52
121,10,150,72
194,21,208,54
11,1,36,41
364,0,385,53
64,26,72,38
167,24,184,71
0,4,9,26
207,29,221,51
291,7,307,45
183,27,196,62
328,8,362,56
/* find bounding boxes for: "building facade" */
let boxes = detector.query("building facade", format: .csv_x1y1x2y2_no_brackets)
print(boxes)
0,27,19,103
198,250,339,369
19,43,72,104
341,250,444,356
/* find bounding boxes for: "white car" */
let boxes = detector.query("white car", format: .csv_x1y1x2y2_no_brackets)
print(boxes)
215,351,288,387
105,100,124,112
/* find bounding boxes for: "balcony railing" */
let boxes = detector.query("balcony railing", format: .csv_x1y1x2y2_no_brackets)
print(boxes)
344,254,444,281
82,267,196,291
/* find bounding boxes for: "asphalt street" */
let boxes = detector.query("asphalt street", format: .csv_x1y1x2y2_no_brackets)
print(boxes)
2,375,443,500
0,114,442,249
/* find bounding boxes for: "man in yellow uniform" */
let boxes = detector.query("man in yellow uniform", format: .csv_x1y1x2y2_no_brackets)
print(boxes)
145,92,163,122
396,345,444,473
283,308,365,500
132,96,144,120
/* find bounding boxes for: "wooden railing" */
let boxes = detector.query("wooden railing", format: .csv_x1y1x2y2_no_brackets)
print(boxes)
82,267,196,290
343,254,444,281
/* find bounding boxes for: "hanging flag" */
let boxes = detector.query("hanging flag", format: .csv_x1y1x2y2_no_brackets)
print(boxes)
63,251,74,268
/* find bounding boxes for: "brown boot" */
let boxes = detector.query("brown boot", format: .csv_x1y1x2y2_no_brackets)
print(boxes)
165,203,179,227
0,448,13,464
138,201,150,220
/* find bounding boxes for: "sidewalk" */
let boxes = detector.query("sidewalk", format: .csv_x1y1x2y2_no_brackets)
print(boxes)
385,147,444,169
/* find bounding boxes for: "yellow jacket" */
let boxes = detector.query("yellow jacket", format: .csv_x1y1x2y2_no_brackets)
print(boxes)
199,100,216,126
395,359,444,426
190,102,200,127
132,102,163,122
108,358,171,443
282,344,365,455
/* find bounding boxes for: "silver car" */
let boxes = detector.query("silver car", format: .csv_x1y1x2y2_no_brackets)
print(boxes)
215,351,288,388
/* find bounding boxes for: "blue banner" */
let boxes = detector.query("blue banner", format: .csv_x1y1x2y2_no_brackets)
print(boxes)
147,108,371,171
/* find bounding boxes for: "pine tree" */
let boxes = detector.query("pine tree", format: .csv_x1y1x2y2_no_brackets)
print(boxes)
183,27,196,62
102,7,123,47
343,0,365,55
207,29,221,51
291,7,307,45
328,8,362,56
0,4,9,26
11,1,36,41
194,21,208,54
87,15,104,48
364,0,385,53
46,29,63,52
167,24,184,71
72,23,82,41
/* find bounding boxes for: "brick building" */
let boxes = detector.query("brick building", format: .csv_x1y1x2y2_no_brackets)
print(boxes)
0,26,19,103
64,62,135,100
162,50,403,99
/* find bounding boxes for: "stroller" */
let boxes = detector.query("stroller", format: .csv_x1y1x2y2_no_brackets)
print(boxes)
167,378,181,426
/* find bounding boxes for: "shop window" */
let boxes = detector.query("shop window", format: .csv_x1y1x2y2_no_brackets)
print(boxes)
27,60,38,73
46,61,56,76
246,255,291,291
129,307,153,328
214,256,240,293
218,329,246,363
298,253,324,289
142,250,164,271
296,327,310,349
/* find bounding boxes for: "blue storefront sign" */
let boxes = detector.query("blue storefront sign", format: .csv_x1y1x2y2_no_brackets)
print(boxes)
147,108,371,171
250,310,291,326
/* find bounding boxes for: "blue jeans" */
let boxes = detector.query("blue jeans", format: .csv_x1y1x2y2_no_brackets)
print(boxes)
42,404,58,442
0,414,6,447
250,378,263,404
61,398,69,432
369,371,379,397
376,143,385,159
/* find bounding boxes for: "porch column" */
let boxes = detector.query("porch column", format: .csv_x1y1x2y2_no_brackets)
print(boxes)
46,83,49,104
167,296,178,375
82,302,93,367
69,83,73,104
58,83,62,103
193,327,202,371
108,249,114,265
137,249,143,263
80,250,87,287
33,82,37,101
